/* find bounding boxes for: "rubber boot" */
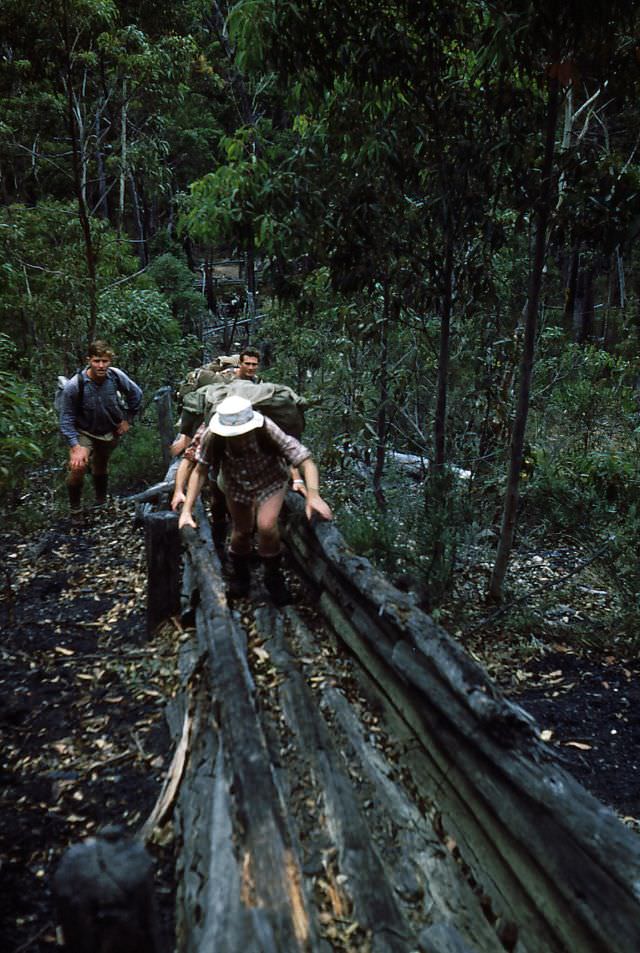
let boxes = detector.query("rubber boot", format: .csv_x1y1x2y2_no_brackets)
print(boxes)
262,554,292,607
93,473,108,506
68,483,84,526
228,552,251,598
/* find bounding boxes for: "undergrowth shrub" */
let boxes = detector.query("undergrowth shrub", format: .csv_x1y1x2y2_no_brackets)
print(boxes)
108,424,165,493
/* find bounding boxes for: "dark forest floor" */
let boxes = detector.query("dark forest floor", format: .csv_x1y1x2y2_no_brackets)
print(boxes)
0,500,178,952
1,494,638,952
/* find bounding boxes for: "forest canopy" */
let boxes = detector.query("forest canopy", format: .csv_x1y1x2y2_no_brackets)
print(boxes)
2,0,640,624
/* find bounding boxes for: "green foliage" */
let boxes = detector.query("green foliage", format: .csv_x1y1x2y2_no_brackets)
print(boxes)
0,334,51,494
146,253,208,335
98,287,199,390
539,344,636,451
107,424,166,493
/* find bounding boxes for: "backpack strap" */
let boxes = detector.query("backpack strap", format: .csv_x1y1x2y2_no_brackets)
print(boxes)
76,370,85,409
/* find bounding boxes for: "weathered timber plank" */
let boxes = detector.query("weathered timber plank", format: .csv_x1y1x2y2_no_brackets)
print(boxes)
254,605,414,953
325,687,505,952
281,493,640,953
284,606,505,952
316,587,544,953
125,480,175,504
177,518,319,953
392,640,640,949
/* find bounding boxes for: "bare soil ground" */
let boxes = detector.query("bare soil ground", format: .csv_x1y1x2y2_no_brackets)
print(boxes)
1,500,638,953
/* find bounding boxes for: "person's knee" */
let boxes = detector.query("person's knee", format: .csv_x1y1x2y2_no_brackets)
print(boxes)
230,526,252,554
67,465,88,483
257,526,281,557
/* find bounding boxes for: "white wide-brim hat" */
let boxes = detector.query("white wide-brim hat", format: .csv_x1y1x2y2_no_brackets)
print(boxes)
209,395,263,436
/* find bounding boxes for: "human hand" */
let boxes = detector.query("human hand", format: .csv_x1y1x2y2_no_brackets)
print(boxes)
69,445,89,471
171,489,186,511
178,509,197,530
305,495,333,522
116,420,130,436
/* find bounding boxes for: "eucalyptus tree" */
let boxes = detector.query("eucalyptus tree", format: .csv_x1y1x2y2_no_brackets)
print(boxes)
0,0,216,353
221,0,514,590
484,0,640,601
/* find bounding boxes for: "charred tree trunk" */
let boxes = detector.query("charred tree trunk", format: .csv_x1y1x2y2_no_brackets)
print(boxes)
574,265,595,344
53,828,161,953
563,243,580,332
144,505,181,635
489,77,560,602
372,279,390,511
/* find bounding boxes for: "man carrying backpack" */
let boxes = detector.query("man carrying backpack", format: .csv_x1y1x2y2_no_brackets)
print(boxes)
59,340,142,525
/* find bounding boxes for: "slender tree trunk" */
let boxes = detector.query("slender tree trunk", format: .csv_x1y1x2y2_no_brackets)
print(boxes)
119,77,127,235
434,212,454,471
128,171,148,267
61,5,97,344
94,104,109,220
575,266,595,344
489,78,560,602
563,243,580,332
372,280,390,511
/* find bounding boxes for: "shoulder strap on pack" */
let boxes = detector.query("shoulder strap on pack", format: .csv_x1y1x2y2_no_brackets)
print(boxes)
76,370,85,407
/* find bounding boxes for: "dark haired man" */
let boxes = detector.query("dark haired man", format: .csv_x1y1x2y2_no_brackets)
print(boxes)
235,348,261,382
59,340,142,525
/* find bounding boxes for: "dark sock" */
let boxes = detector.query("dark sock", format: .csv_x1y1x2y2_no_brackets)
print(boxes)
68,483,82,510
93,474,108,504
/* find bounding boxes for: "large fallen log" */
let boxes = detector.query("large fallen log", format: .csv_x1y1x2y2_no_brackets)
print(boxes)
280,491,640,953
143,478,640,952
170,506,496,952
174,509,317,953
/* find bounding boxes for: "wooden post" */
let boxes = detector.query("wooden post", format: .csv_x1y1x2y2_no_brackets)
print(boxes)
144,504,181,635
52,826,162,953
154,385,174,470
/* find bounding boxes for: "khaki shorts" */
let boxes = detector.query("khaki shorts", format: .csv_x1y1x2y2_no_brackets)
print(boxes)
77,431,119,468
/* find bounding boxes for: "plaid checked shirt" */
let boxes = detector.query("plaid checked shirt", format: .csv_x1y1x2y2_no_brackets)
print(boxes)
195,417,311,505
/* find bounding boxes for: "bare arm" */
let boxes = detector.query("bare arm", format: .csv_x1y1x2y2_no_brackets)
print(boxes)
290,466,307,497
171,456,195,511
178,462,208,529
299,458,333,521
170,432,191,458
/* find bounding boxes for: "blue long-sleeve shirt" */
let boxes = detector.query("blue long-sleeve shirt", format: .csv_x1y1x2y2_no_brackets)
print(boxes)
59,368,143,447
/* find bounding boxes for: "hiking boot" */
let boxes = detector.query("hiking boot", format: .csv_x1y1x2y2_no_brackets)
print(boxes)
227,553,251,598
70,508,84,528
262,554,292,607
68,483,84,527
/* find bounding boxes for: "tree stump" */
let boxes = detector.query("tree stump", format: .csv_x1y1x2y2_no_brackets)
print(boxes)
52,826,161,953
144,505,181,634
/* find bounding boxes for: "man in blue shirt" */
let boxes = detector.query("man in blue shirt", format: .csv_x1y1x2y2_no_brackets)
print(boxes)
59,340,142,524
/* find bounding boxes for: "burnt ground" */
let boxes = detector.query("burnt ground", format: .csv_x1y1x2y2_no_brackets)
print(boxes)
449,545,640,826
0,500,179,953
1,503,639,953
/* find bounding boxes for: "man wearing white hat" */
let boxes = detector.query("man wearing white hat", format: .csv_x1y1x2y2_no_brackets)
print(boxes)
178,395,332,604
